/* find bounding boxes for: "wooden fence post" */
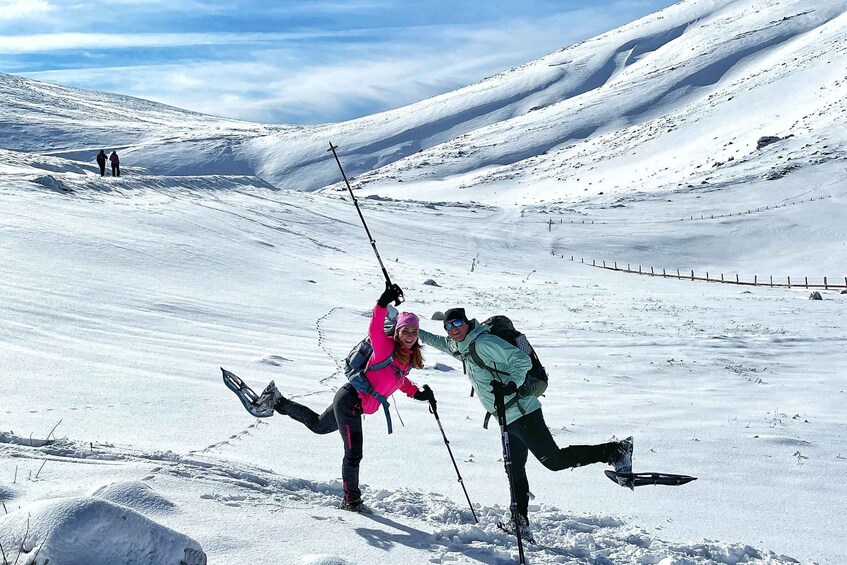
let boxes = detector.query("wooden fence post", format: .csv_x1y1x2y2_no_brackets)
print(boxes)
614,262,617,270
805,277,808,289
736,274,740,283
787,276,791,288
691,270,695,281
706,272,709,281
754,275,757,285
639,265,642,274
721,273,724,282
677,269,680,278
651,266,654,275
663,268,666,277
769,275,773,287
824,277,828,290
603,260,606,268
592,259,595,266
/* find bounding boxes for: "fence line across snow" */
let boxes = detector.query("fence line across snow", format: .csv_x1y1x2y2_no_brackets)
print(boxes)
563,256,847,290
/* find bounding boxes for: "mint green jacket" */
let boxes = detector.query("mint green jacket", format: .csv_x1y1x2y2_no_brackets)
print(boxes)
419,320,540,425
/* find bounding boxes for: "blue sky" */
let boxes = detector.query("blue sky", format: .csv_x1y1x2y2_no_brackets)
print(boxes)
1,0,678,124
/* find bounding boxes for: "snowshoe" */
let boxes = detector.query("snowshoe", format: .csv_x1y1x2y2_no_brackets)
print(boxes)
221,368,279,418
497,514,536,544
605,470,697,489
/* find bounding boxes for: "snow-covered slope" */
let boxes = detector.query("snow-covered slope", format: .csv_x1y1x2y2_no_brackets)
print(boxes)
1,0,846,563
2,0,845,197
2,168,845,563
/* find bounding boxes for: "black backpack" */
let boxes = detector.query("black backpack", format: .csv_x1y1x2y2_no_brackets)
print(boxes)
468,315,548,427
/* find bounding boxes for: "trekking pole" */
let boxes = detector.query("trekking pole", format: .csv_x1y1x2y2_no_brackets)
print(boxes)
424,385,479,524
493,377,527,564
327,141,403,305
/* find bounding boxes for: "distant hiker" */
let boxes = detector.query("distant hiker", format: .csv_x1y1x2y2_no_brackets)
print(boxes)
419,307,633,530
96,150,107,177
243,284,434,512
109,151,120,177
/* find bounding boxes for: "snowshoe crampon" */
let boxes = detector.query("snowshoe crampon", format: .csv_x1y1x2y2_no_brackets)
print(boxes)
497,519,536,545
221,367,274,418
605,470,697,490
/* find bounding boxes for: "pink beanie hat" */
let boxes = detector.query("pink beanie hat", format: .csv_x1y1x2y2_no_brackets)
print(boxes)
395,312,419,329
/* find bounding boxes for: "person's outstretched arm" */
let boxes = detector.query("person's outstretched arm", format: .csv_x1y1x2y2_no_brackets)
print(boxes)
418,327,452,354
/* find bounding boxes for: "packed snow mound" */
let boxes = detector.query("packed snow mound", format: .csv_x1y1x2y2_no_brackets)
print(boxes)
0,483,20,503
91,481,176,515
0,497,205,565
0,147,92,176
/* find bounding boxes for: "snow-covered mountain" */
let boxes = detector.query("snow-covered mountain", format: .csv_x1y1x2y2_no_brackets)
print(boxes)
1,1,846,564
2,0,845,195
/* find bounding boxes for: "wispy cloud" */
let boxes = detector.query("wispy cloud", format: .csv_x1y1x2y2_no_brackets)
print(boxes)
8,1,678,124
0,0,53,21
0,31,370,54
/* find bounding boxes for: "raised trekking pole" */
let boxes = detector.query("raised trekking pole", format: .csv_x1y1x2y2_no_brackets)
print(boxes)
423,385,479,524
327,141,403,305
493,377,527,564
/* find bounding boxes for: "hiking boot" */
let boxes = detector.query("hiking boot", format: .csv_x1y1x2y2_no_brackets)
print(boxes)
517,514,535,542
338,498,370,513
498,513,536,544
609,436,633,474
253,381,283,417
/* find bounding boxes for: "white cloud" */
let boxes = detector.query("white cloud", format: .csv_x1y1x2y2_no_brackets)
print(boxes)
0,30,369,54
15,3,675,123
0,0,53,21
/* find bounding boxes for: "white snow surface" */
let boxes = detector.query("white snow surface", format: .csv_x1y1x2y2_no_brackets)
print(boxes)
1,0,846,564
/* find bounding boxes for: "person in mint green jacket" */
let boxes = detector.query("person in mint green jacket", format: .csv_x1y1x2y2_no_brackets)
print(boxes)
419,307,633,528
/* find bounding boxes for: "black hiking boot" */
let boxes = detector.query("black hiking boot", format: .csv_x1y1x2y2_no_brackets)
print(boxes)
338,498,371,513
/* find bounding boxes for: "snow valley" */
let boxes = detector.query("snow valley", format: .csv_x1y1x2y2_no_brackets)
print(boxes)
1,0,846,564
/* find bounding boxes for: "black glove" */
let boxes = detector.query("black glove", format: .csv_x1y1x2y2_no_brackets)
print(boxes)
491,379,518,397
377,283,404,307
413,384,436,411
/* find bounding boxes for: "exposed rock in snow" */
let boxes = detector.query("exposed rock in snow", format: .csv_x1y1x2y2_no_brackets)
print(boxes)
756,135,783,149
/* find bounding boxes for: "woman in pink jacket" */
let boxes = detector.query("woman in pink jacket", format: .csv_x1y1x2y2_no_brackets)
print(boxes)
252,284,434,511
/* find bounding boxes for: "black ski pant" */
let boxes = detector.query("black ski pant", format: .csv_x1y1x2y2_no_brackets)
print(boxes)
111,164,120,177
98,162,106,176
506,408,617,518
275,383,364,503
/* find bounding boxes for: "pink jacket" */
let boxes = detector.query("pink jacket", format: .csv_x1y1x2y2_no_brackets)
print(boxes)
359,305,419,414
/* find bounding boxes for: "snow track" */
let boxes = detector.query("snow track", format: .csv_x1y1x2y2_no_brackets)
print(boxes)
0,435,799,565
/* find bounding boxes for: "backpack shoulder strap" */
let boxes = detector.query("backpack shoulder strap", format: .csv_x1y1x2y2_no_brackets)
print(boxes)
468,340,508,376
366,352,395,373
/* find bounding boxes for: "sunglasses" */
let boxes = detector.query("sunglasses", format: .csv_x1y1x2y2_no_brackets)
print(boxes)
443,319,464,331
